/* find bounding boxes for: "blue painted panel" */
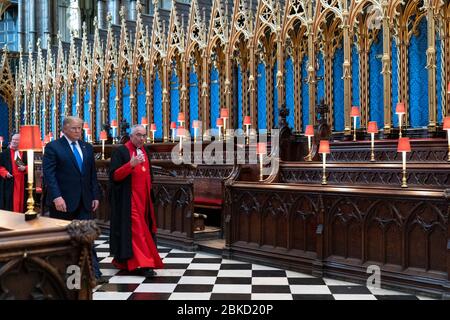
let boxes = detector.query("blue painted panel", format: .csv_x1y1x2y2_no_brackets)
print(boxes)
210,67,220,129
317,53,325,105
109,81,117,123
333,47,344,131
369,31,383,128
0,98,8,143
257,62,267,130
170,70,179,124
83,89,91,125
96,84,101,140
273,61,278,128
72,83,77,116
60,93,66,129
153,71,163,139
436,35,443,124
408,18,428,128
122,78,131,128
40,101,45,139
189,71,199,135
285,57,294,129
392,40,399,127
137,73,146,123
0,8,17,51
301,56,309,131
50,97,55,136
352,46,360,108
237,65,243,129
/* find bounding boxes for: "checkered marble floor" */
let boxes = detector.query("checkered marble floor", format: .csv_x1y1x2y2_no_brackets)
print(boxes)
93,235,434,300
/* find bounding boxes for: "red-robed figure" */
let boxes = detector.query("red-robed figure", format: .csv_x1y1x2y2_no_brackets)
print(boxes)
109,125,163,277
0,133,27,213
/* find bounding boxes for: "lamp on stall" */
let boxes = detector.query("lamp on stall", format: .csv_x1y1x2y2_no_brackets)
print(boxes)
83,122,89,141
0,136,3,152
177,126,185,154
220,108,229,139
350,106,360,142
447,82,450,94
319,140,330,185
141,116,148,142
256,142,267,181
216,118,224,141
244,116,251,144
305,125,314,161
192,120,199,143
111,119,118,144
397,137,411,188
443,116,450,161
170,121,177,142
178,112,185,127
18,125,42,221
150,123,157,143
395,102,406,138
100,130,107,160
367,121,378,162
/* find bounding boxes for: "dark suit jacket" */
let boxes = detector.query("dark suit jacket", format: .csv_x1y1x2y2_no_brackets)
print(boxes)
42,137,100,213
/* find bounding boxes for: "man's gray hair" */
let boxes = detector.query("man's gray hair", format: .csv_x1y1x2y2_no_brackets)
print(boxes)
130,124,146,135
63,116,83,127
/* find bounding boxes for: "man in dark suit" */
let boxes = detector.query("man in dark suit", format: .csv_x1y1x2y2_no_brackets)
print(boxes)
43,116,104,283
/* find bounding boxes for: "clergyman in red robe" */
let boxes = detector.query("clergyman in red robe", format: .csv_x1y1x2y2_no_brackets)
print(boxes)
0,133,27,213
109,125,163,277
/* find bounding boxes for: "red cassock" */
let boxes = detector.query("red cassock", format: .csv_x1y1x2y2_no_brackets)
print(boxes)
112,141,163,271
0,149,26,213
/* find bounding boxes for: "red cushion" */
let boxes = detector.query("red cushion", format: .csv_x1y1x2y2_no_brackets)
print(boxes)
194,196,222,207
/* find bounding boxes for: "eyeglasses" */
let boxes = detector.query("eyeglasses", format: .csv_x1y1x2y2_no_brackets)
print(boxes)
134,133,147,139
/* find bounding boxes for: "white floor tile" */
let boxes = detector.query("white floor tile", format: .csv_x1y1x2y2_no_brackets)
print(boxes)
368,287,410,295
217,270,252,278
100,268,119,276
154,269,186,277
96,243,110,249
170,249,195,254
108,276,145,284
178,277,217,285
290,285,332,295
252,264,281,271
97,252,110,258
252,277,289,285
251,294,293,300
187,263,221,270
134,283,178,293
417,295,436,300
93,292,132,300
285,270,315,278
323,278,360,286
221,259,247,264
162,258,193,264
194,253,220,259
169,293,212,300
159,253,168,258
100,257,114,263
212,284,252,294
333,294,377,300
94,240,106,245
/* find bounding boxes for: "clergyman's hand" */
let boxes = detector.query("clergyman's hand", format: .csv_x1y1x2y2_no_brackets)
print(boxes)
18,165,26,172
130,153,144,167
53,196,67,212
5,172,13,179
92,200,99,212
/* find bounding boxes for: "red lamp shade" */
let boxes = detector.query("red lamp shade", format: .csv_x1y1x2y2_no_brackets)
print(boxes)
216,118,224,127
243,116,251,126
447,82,450,94
178,112,185,122
256,142,267,155
351,106,360,118
18,125,42,151
305,125,314,137
170,121,177,129
318,140,330,154
192,120,199,129
150,123,157,131
443,116,450,130
141,117,148,125
177,126,186,137
0,136,3,142
220,108,229,119
395,102,406,114
111,119,118,128
86,128,91,135
100,131,108,141
83,122,89,130
367,121,379,134
397,137,411,153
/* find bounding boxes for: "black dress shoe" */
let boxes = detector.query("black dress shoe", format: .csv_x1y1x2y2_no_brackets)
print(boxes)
96,277,108,285
138,268,156,277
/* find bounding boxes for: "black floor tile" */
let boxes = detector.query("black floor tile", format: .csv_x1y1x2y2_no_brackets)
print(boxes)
165,253,196,258
252,270,287,277
328,286,372,295
220,264,252,270
128,293,171,300
96,283,140,292
293,294,335,300
183,270,219,277
252,285,291,294
191,258,223,264
143,276,181,284
215,277,252,285
210,293,252,300
288,278,326,285
162,263,190,269
174,284,214,292
375,295,419,300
